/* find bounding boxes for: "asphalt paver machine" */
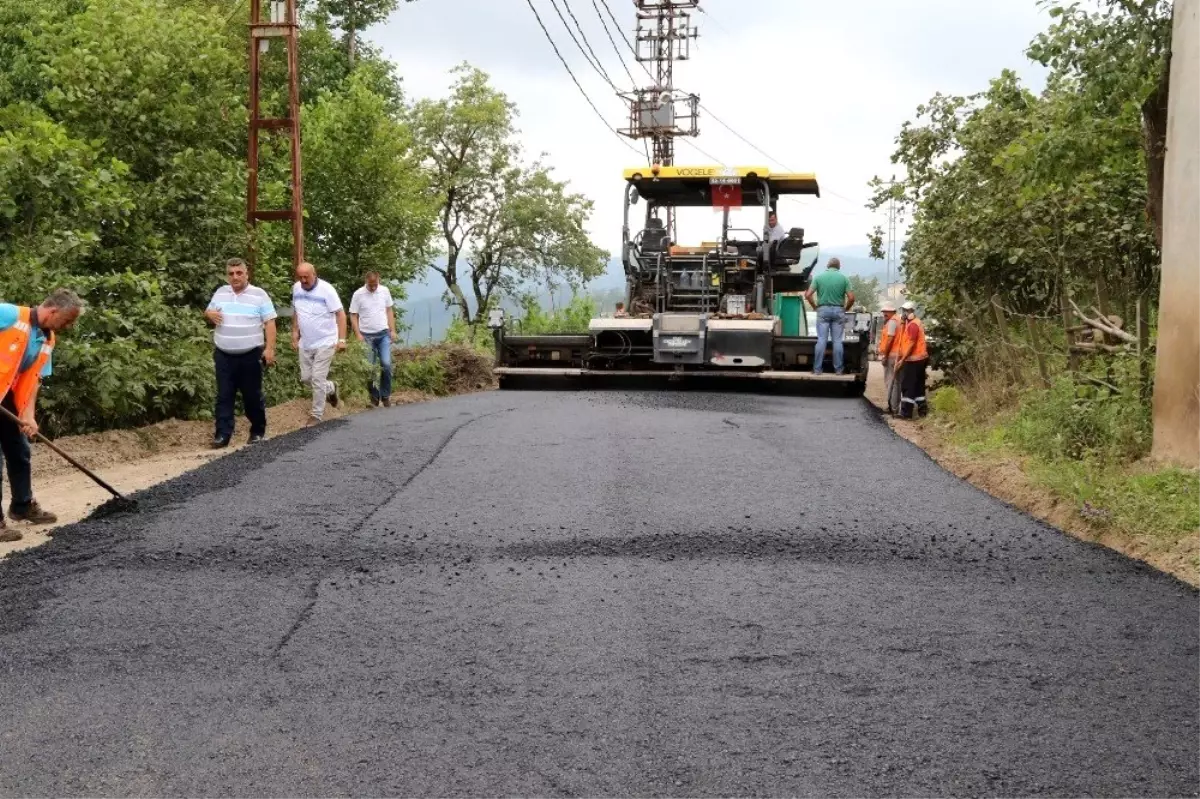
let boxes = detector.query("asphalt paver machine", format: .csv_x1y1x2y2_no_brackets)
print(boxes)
491,165,873,393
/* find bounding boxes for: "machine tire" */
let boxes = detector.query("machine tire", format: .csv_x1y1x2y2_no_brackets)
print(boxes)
848,379,867,397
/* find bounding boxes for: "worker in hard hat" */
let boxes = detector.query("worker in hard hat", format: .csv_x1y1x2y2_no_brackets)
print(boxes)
877,302,902,415
894,301,929,419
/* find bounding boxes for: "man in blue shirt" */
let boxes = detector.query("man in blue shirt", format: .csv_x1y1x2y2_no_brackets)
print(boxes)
0,289,85,542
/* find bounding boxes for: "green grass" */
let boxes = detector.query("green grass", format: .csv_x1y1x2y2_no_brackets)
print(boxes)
1029,460,1199,543
927,383,1200,548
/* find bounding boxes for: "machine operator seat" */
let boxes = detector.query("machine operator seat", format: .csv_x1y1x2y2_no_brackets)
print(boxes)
772,227,806,267
640,218,669,256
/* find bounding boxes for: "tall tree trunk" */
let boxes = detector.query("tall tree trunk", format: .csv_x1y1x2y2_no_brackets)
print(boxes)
346,23,357,68
1142,50,1171,251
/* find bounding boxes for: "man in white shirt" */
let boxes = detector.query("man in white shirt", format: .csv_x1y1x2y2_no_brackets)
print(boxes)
290,262,346,425
766,211,787,245
349,271,398,408
204,258,277,447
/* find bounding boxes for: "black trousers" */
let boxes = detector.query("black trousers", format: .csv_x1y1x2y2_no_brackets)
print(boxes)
214,347,266,439
0,393,33,511
899,358,929,419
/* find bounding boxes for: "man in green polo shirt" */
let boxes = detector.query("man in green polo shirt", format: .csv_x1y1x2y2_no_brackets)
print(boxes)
804,257,856,375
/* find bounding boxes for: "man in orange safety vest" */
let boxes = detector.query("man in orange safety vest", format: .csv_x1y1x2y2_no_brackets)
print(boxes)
876,302,902,415
894,300,929,420
0,289,84,542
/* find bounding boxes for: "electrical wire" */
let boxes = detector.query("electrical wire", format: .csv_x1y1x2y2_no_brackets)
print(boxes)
562,0,622,88
600,0,655,82
524,0,644,157
591,0,636,86
677,137,723,165
696,4,734,39
548,0,619,92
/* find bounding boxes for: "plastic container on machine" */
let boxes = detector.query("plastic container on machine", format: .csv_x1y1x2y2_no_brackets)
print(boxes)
774,293,804,336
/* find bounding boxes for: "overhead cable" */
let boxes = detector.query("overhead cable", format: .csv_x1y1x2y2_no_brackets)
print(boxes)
591,0,636,85
524,0,644,156
548,0,619,92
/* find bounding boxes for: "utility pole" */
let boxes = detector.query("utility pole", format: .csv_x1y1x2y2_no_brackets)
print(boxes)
1152,0,1199,467
618,0,701,238
247,0,304,275
886,175,898,296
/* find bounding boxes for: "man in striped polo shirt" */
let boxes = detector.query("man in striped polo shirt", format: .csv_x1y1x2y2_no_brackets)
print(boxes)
205,258,277,448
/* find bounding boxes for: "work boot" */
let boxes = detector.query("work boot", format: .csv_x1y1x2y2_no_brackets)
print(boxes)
381,397,391,408
327,381,340,409
8,501,57,525
304,416,320,428
0,518,21,543
247,433,265,444
211,435,230,449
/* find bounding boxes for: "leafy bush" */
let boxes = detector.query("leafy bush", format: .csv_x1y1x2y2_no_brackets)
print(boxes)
37,271,215,436
394,351,448,396
930,385,965,415
1001,368,1152,464
445,315,495,354
512,294,596,334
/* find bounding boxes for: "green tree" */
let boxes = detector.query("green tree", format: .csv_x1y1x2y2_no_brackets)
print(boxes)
866,225,885,262
310,0,419,67
1028,0,1173,247
0,104,133,289
412,65,606,326
303,73,437,297
848,275,881,313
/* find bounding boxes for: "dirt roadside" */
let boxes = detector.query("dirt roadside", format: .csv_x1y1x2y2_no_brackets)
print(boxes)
865,362,1198,586
0,390,430,558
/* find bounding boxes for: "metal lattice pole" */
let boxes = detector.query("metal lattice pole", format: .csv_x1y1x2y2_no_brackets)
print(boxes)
247,0,305,276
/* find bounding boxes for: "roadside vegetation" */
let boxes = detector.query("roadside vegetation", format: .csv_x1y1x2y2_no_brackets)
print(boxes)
0,0,602,435
871,0,1196,568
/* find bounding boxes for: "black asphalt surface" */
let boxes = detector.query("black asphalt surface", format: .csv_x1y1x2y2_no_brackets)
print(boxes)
0,389,1196,797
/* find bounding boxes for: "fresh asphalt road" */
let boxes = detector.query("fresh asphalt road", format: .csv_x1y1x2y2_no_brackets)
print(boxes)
0,388,1195,797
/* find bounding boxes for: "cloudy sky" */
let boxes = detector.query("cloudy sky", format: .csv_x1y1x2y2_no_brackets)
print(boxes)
373,0,1050,263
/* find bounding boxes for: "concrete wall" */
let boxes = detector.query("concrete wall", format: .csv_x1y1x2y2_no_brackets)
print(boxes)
1152,0,1200,468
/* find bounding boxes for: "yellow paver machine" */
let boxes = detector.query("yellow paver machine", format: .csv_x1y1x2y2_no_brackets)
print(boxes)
490,165,874,393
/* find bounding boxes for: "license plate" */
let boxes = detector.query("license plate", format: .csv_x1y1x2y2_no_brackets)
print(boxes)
664,337,691,348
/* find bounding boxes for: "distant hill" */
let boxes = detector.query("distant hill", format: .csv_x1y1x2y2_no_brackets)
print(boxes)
400,244,903,342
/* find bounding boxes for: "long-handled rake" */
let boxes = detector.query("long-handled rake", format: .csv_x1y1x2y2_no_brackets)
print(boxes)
0,405,138,515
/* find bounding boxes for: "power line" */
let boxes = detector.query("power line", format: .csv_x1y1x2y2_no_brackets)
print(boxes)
600,0,655,82
696,4,734,38
524,0,643,157
700,103,792,170
548,0,619,92
698,102,864,208
678,136,723,165
562,0,623,89
591,0,636,85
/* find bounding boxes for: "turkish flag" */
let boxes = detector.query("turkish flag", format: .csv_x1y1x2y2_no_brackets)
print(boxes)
712,183,742,209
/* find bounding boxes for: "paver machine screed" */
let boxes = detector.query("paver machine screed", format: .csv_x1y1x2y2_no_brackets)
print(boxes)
490,165,874,393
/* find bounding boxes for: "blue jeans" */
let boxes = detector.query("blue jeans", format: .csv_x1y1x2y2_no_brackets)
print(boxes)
364,331,393,401
0,394,33,510
813,306,846,374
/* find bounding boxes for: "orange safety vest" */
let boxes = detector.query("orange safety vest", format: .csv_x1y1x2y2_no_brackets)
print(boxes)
0,307,54,415
877,314,900,361
896,317,928,362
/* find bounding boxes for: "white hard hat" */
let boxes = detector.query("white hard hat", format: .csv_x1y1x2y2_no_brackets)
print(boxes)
881,301,896,312
901,300,917,311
